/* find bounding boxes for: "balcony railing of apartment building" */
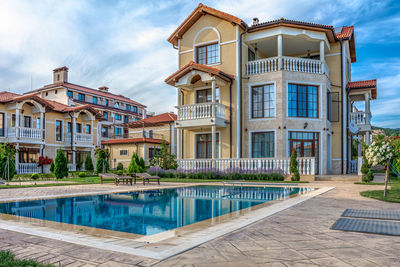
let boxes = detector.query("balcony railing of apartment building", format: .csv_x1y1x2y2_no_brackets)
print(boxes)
349,111,371,126
246,56,330,76
178,157,315,175
8,127,42,139
177,103,225,121
65,133,93,144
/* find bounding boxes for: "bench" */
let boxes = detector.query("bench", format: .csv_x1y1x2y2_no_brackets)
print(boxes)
99,173,134,186
125,173,160,185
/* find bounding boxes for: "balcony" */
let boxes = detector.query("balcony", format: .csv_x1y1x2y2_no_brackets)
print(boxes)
7,127,43,142
246,56,329,76
349,111,371,132
65,133,93,145
176,103,227,128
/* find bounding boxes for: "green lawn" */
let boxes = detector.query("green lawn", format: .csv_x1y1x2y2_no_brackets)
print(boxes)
0,251,53,267
360,179,400,203
159,178,309,183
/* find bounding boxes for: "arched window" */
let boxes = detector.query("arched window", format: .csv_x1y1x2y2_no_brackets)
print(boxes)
194,27,221,65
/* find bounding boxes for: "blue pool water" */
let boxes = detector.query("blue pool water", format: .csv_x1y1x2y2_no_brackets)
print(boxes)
0,185,308,235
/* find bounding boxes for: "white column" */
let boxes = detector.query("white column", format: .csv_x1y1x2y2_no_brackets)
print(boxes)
40,112,44,140
320,40,325,74
365,93,370,124
16,108,20,138
277,34,282,70
176,127,181,160
366,131,371,145
177,88,181,106
90,119,94,144
212,125,217,159
15,143,19,174
72,115,76,165
142,143,146,163
211,78,216,117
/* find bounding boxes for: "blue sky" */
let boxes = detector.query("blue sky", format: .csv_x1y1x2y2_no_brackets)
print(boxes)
0,0,399,127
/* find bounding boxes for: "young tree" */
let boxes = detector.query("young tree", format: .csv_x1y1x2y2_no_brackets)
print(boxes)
117,162,124,171
54,149,68,179
85,153,94,171
50,161,55,173
0,143,16,181
150,142,177,170
127,153,143,173
290,149,300,181
95,148,110,173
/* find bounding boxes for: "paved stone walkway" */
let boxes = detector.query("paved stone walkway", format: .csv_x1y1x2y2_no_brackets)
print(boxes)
0,182,398,266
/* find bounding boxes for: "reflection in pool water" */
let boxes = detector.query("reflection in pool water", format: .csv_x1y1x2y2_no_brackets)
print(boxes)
0,185,311,235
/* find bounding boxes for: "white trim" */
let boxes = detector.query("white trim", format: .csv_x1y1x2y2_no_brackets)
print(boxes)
193,131,221,159
193,27,221,46
179,49,193,55
285,80,324,120
325,52,340,57
248,129,277,158
248,81,277,120
220,40,236,46
286,129,323,175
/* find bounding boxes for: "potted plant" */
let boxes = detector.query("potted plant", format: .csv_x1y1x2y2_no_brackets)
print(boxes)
38,156,53,174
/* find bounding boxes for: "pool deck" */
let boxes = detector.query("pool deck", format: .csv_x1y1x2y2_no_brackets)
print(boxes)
0,181,399,266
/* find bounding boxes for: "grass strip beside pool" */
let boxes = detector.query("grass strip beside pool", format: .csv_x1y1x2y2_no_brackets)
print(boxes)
0,251,53,267
360,179,400,203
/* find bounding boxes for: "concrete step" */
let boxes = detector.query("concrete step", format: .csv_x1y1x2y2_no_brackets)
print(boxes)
315,175,360,182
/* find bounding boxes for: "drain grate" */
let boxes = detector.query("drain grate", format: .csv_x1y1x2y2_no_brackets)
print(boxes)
331,218,400,236
342,209,400,221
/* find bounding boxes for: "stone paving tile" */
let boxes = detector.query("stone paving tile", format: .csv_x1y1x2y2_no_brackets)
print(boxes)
310,257,354,267
367,257,400,267
282,260,320,267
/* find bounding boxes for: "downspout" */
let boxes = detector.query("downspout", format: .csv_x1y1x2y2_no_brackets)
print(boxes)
340,40,344,174
181,90,184,159
238,27,248,158
68,111,74,166
229,82,232,158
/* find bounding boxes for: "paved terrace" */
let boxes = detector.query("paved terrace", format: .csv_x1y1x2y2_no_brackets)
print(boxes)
0,182,398,266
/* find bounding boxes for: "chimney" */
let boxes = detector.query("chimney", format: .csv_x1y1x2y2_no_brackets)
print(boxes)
98,86,109,92
53,66,68,83
252,18,259,25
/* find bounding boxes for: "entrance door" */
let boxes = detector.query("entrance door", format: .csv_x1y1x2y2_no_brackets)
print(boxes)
288,132,319,174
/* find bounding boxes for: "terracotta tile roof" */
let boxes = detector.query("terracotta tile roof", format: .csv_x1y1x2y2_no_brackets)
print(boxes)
165,61,234,86
168,3,247,46
347,79,377,99
102,138,168,145
0,91,22,102
120,112,176,128
335,26,354,39
25,82,146,108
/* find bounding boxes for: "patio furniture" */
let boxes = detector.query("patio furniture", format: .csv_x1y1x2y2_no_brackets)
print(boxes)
135,173,160,185
99,173,117,184
99,173,134,186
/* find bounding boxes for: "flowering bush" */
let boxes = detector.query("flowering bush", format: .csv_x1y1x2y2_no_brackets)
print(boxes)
37,156,52,167
365,140,393,166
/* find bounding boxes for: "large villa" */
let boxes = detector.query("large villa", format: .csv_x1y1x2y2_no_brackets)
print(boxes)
0,3,398,267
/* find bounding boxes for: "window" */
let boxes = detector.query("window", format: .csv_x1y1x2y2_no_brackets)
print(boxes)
67,122,72,133
105,99,109,106
196,133,219,159
248,48,256,61
78,93,85,101
196,88,220,103
328,92,340,122
126,104,131,111
55,90,58,94
132,106,137,113
85,124,91,134
251,132,274,158
115,114,122,120
12,114,16,127
196,43,219,65
123,128,129,138
115,127,122,136
103,111,108,121
251,84,275,118
92,96,98,104
149,130,154,139
101,127,108,137
149,147,161,159
67,91,73,98
114,102,119,108
124,115,129,123
288,84,318,118
24,116,32,128
56,120,62,141
0,113,4,136
119,150,128,156
19,148,40,163
76,123,82,133
288,131,319,174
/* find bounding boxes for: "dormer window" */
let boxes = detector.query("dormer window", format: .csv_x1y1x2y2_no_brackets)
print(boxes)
67,90,73,98
78,93,85,101
196,43,219,65
105,99,109,106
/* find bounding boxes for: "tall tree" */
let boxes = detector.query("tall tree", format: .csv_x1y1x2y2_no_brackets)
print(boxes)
54,149,68,179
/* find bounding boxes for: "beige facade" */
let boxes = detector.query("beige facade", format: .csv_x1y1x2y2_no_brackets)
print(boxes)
166,4,377,176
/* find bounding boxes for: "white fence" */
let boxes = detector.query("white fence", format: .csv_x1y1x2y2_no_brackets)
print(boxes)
18,163,40,174
246,56,329,76
8,127,42,139
67,164,76,172
177,103,225,121
178,157,315,175
65,133,93,143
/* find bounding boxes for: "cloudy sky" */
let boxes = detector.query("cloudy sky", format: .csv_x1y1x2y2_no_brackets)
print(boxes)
0,0,399,127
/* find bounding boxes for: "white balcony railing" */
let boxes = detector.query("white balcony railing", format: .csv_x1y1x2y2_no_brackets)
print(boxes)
349,159,358,173
67,163,76,172
177,103,225,121
7,127,42,139
178,157,315,175
349,111,369,125
18,163,40,174
65,133,93,144
246,56,329,76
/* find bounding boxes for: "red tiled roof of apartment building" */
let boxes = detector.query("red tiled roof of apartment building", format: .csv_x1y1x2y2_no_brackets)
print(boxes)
25,82,146,108
0,91,22,102
102,138,168,145
165,61,234,86
335,26,354,39
121,112,176,128
168,3,247,46
347,79,377,99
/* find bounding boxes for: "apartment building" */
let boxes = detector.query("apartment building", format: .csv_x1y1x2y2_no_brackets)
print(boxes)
166,4,377,175
102,112,177,168
0,91,102,174
25,66,147,145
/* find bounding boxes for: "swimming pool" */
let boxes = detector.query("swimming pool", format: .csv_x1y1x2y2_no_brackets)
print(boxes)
0,185,310,236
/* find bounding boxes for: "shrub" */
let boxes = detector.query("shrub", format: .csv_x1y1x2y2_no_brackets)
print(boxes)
50,161,55,172
85,154,94,171
117,162,124,171
54,149,68,179
116,170,124,175
127,153,144,173
95,148,110,173
361,159,370,176
76,161,82,171
290,150,300,181
30,173,39,180
363,171,374,183
78,172,86,177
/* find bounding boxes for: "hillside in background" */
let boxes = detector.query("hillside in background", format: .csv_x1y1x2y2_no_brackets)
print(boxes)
372,126,400,136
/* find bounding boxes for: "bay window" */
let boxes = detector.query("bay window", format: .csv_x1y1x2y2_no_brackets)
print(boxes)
288,84,318,118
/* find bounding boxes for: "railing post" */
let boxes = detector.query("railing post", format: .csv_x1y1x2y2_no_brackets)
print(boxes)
311,158,315,175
